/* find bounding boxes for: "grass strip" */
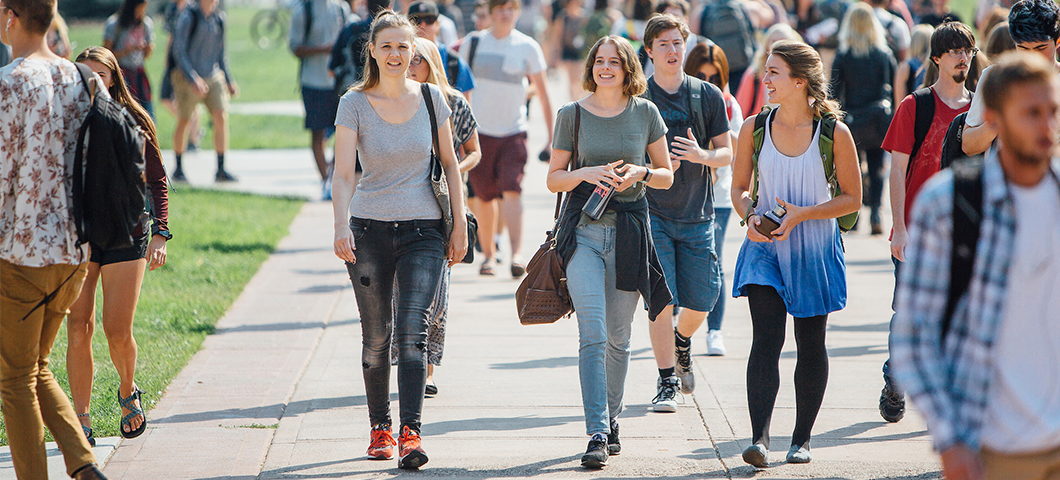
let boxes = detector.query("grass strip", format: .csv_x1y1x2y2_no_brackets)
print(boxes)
0,188,304,445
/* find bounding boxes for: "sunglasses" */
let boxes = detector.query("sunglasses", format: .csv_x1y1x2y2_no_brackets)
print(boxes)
413,15,438,24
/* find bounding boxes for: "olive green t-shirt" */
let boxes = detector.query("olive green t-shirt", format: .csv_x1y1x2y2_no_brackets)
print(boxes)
552,97,667,223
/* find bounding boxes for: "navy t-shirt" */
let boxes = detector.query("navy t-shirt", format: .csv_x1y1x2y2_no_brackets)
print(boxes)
644,75,730,222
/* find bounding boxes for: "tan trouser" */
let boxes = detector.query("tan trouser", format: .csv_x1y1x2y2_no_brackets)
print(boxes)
983,444,1060,480
0,259,94,479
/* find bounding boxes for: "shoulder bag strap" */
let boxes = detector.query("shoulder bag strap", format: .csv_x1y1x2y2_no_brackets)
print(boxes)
422,83,443,183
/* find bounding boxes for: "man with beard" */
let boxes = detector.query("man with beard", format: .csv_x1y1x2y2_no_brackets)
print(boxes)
877,20,974,424
891,51,1060,480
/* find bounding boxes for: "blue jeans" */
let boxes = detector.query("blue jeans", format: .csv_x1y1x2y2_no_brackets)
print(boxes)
566,223,641,435
707,207,732,331
649,214,721,313
345,217,446,432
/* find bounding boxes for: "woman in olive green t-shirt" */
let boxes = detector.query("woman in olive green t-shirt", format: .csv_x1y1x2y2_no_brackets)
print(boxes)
544,35,673,469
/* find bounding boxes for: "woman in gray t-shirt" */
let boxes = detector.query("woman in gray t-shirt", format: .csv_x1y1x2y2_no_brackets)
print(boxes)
545,35,673,469
330,11,467,470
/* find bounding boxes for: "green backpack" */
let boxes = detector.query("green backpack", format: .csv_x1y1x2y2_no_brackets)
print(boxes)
749,107,859,232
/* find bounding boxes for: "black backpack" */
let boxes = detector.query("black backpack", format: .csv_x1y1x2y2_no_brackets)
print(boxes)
699,0,756,73
445,46,461,88
72,63,150,251
941,154,984,339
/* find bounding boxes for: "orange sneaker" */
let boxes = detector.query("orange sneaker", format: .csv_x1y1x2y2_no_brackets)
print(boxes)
397,425,429,469
366,423,396,460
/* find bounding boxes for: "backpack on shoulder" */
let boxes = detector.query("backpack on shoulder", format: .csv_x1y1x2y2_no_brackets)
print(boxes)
73,63,150,251
942,154,984,339
749,107,859,232
699,0,756,74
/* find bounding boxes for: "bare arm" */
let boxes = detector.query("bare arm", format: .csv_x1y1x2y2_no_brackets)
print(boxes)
529,71,554,146
961,122,996,156
730,118,772,243
333,125,359,263
458,131,481,174
438,117,469,266
889,151,910,261
894,61,910,108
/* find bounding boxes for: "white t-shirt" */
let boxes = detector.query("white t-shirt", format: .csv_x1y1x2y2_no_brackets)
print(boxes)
461,29,546,137
982,173,1060,454
712,94,743,208
967,65,1060,128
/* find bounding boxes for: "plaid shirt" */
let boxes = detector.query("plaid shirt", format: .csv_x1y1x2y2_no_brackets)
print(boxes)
891,148,1060,453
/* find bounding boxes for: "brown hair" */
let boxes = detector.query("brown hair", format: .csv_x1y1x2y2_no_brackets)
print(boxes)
981,50,1057,112
685,41,729,91
768,40,842,119
75,47,160,153
643,13,690,50
653,0,689,16
984,21,1016,59
353,10,417,92
582,36,647,96
6,0,55,34
488,0,519,12
929,21,976,61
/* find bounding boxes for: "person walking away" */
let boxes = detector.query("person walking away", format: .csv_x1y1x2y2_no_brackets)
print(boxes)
730,40,861,467
104,0,156,118
866,0,910,62
331,11,468,469
684,40,744,356
546,35,674,469
408,0,475,99
879,20,974,424
290,0,350,200
892,51,1060,480
170,0,240,183
962,0,1060,157
640,14,732,411
160,0,202,152
831,2,896,235
0,0,111,477
67,46,171,448
893,24,932,107
391,36,481,396
460,0,553,278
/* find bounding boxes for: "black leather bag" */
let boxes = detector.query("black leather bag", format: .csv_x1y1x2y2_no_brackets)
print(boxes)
422,83,476,264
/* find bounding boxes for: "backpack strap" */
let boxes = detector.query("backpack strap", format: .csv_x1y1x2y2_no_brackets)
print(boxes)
741,106,772,226
467,33,481,71
942,154,984,340
446,47,460,85
686,75,708,146
74,62,97,102
907,87,935,183
939,111,968,170
819,113,837,190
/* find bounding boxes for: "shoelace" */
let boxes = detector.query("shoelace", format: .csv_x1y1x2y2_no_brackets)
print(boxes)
652,381,679,404
587,434,608,452
675,344,693,370
881,389,904,409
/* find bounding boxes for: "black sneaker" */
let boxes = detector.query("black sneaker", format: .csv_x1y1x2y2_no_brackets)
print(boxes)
674,329,695,394
581,433,608,469
879,375,905,423
171,168,187,183
607,417,621,455
215,169,238,182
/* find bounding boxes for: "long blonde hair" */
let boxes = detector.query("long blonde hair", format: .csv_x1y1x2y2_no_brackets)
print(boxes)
752,24,802,77
353,10,417,92
838,3,888,57
769,40,842,119
411,37,462,99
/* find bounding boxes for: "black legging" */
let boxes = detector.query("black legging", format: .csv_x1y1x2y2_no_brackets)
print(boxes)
745,284,828,449
861,147,886,210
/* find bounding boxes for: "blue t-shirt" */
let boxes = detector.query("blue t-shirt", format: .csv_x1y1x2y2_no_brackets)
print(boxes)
438,43,475,93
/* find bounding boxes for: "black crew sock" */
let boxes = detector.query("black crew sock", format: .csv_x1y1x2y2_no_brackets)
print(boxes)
175,153,183,171
674,329,691,348
217,153,225,171
659,367,675,379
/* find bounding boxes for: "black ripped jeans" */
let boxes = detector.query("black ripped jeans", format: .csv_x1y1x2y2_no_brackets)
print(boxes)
745,284,829,450
346,217,446,432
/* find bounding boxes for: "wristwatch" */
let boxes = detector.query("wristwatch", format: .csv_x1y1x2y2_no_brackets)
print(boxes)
643,168,653,184
153,229,173,241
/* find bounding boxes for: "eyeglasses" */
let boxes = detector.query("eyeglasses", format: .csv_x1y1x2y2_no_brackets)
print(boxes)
945,47,979,58
0,6,19,17
410,54,425,67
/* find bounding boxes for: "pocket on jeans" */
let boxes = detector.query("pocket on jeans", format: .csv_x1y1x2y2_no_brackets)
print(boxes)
350,222,368,241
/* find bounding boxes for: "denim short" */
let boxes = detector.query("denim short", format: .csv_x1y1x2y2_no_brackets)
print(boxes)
89,233,150,266
649,214,721,312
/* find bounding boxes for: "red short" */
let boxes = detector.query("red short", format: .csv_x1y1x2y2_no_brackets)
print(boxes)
468,132,527,202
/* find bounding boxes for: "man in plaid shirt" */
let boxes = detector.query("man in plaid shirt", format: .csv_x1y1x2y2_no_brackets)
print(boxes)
891,52,1060,480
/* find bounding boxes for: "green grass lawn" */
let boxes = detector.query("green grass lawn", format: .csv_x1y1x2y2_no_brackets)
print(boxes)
0,189,304,445
67,6,308,150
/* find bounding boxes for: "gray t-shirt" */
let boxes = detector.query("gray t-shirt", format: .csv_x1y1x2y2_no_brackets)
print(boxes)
644,76,730,223
553,97,666,223
104,15,155,69
288,0,350,89
336,83,452,221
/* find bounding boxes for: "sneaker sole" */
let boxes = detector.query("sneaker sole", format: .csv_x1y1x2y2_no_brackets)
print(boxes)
652,403,677,413
367,452,393,460
678,374,695,394
707,349,725,356
398,451,429,469
607,444,621,455
581,455,608,469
